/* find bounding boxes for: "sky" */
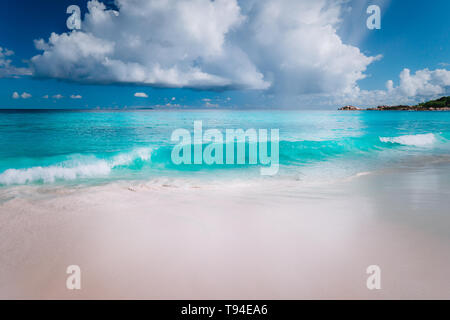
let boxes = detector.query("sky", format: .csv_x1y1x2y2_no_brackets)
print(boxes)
0,0,449,109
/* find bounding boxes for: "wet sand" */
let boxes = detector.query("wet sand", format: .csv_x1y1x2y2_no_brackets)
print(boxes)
1,165,450,299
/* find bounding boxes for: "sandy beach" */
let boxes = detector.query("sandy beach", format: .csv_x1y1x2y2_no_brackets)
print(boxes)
2,0,450,304
1,162,450,300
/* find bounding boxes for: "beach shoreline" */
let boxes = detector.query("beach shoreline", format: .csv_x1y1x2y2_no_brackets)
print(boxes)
1,163,449,299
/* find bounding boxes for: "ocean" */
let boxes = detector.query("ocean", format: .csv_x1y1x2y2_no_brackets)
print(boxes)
2,109,450,299
1,109,450,187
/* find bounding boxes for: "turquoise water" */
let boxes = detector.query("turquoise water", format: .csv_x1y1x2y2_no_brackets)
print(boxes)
1,109,450,186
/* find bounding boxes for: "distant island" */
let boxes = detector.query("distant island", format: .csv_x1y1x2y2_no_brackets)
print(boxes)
339,96,450,111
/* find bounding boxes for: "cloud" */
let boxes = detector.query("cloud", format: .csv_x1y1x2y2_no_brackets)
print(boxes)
12,92,32,99
311,67,450,108
43,95,49,99
70,94,83,99
0,47,31,78
30,0,378,94
393,68,450,97
53,94,64,99
134,92,148,98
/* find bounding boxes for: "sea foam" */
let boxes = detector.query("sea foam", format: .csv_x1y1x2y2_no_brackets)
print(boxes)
0,148,152,185
379,133,437,147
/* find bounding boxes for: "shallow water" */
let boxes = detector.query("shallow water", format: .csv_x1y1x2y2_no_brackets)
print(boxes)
1,110,450,186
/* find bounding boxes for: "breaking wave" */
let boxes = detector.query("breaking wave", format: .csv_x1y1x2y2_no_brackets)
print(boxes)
0,133,447,186
379,133,437,147
0,148,152,185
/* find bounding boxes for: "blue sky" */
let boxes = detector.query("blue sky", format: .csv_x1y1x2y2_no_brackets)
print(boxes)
357,0,450,89
0,0,449,109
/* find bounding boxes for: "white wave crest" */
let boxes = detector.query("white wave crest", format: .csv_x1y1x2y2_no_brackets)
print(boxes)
0,162,111,185
111,148,152,167
0,148,153,185
379,133,437,147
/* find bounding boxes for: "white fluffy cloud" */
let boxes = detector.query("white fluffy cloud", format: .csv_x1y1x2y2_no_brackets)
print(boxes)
394,68,450,97
134,92,148,98
312,67,450,108
0,47,31,78
31,0,378,94
70,94,83,99
236,0,380,94
53,94,64,99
